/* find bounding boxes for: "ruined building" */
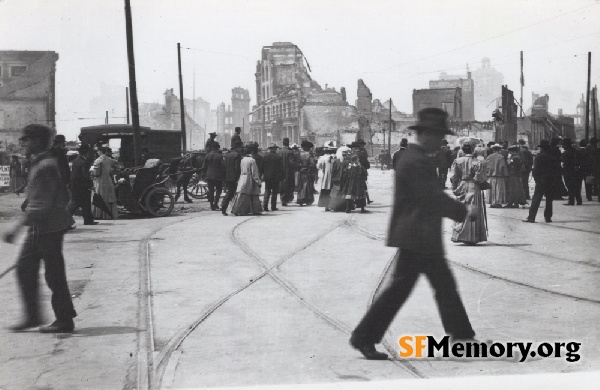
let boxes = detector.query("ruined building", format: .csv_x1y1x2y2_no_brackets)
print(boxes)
412,87,463,120
0,51,58,150
430,72,475,121
216,87,251,146
471,57,504,121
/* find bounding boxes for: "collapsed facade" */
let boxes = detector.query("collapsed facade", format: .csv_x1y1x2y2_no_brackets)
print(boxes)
0,51,59,154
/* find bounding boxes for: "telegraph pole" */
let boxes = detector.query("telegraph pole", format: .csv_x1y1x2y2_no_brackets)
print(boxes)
124,0,142,166
520,51,524,118
177,43,187,153
593,86,598,139
585,52,591,141
125,87,130,124
388,99,393,152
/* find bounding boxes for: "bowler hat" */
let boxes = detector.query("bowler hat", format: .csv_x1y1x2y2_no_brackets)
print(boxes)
300,140,314,149
355,139,366,146
53,134,66,143
283,137,290,144
538,139,551,148
209,132,217,136
234,127,241,132
408,108,453,135
268,143,279,149
19,124,52,142
77,143,91,153
400,138,408,146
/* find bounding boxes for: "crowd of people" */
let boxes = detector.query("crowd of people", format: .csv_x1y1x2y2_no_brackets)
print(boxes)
201,127,375,216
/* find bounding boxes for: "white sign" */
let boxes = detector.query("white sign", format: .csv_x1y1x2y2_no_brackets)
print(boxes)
0,166,10,187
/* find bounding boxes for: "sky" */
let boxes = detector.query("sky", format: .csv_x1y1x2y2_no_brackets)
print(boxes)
1,0,599,140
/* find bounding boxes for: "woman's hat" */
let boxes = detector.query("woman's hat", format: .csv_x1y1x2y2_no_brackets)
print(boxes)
408,108,454,135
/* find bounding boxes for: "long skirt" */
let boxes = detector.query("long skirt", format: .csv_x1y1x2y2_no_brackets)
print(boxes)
487,176,508,205
317,189,331,207
296,172,315,205
230,193,262,215
452,181,487,244
328,184,346,211
506,176,526,205
92,200,118,220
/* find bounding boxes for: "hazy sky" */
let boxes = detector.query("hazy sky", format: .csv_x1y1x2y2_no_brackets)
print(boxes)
1,0,599,140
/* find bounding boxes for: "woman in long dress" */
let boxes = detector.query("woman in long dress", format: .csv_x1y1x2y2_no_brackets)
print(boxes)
229,145,262,216
90,147,119,219
451,143,487,245
342,154,368,213
296,140,316,206
505,145,527,208
317,146,336,210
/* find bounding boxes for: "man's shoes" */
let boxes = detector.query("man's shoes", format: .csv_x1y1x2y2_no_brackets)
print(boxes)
271,207,279,211
9,318,42,332
349,339,388,360
282,203,288,206
522,218,535,223
545,218,552,223
324,207,330,211
262,205,269,211
84,221,99,225
367,200,374,204
39,319,74,333
563,203,574,206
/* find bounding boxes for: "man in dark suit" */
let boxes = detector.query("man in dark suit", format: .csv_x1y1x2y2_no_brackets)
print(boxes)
518,140,533,200
560,138,584,206
392,138,408,170
261,143,284,211
67,144,98,225
523,140,561,223
437,139,453,188
350,108,478,360
205,132,218,151
201,143,224,210
278,137,297,206
220,141,242,215
230,127,242,149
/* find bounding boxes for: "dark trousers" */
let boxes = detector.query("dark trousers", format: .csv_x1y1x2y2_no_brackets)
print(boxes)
263,180,279,209
206,179,223,206
67,188,94,224
583,176,593,200
522,170,531,199
351,248,474,344
16,228,77,322
280,174,295,204
527,180,553,221
438,168,449,188
220,181,237,210
564,174,582,205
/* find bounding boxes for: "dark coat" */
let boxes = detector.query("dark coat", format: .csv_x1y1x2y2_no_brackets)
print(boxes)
438,146,453,170
252,153,264,176
205,137,218,151
532,148,563,198
392,147,406,170
387,144,467,254
48,145,71,185
70,155,93,190
261,151,284,182
230,133,242,149
201,151,224,181
357,148,370,169
561,147,584,178
223,150,241,182
278,147,297,178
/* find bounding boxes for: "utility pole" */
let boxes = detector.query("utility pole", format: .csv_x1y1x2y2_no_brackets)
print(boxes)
585,52,591,141
124,0,142,167
388,98,393,152
593,86,598,139
125,87,130,124
105,111,109,125
520,51,524,118
177,43,187,153
193,68,196,150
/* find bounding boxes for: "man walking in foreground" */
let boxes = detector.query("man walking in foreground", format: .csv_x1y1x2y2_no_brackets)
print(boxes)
350,108,478,360
3,124,77,333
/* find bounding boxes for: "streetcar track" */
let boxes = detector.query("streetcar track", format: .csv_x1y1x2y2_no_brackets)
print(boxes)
488,213,600,235
346,218,600,305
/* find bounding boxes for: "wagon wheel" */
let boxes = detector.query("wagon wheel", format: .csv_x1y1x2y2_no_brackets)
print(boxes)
187,173,208,199
144,187,175,217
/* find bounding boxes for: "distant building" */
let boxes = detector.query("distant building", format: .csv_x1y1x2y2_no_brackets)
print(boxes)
215,87,251,146
429,72,475,121
471,57,504,121
0,50,59,149
412,87,463,120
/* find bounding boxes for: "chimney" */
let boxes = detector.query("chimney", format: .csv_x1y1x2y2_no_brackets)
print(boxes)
558,109,563,116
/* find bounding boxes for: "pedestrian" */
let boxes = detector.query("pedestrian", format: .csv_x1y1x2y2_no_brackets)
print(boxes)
251,142,263,177
350,108,477,360
438,139,453,189
451,146,461,162
523,140,561,223
90,146,119,220
500,140,509,161
220,141,243,215
353,139,372,204
585,137,600,201
561,138,584,206
261,143,284,211
9,155,24,193
328,148,350,212
392,138,408,170
278,137,297,206
230,127,242,149
67,144,98,225
473,142,487,161
518,140,533,200
201,143,224,211
296,140,317,206
49,134,76,228
3,124,77,333
205,132,218,151
317,144,336,210
504,145,527,208
342,152,368,213
484,144,509,208
450,142,487,245
229,143,262,216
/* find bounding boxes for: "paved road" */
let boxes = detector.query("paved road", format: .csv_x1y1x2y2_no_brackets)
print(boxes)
0,169,599,389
